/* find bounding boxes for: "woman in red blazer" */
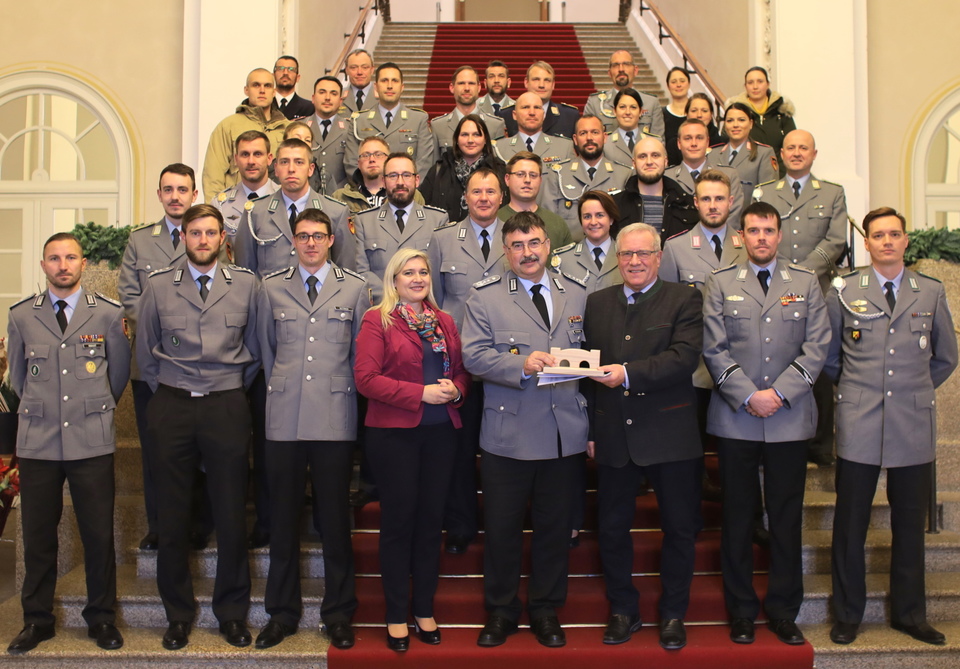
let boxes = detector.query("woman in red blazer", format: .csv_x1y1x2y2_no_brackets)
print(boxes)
354,248,471,651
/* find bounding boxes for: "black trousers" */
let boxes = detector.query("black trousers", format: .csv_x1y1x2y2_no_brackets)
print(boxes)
481,449,583,622
148,385,251,624
718,437,807,621
598,456,702,619
264,439,357,627
443,380,482,540
809,374,836,460
248,371,269,535
19,454,116,627
832,458,930,626
366,423,458,623
132,379,159,534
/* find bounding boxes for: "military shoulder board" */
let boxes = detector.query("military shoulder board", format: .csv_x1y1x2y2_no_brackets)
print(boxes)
473,275,501,289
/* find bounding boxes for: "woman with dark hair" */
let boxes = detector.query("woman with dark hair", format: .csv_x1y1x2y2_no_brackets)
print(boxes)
602,88,649,166
724,66,796,175
420,114,505,221
684,93,723,149
554,190,623,294
708,102,779,197
664,67,691,166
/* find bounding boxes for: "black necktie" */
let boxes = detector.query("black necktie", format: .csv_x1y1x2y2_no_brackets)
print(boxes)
171,228,180,250
247,191,258,200
480,229,490,261
626,130,635,152
288,204,298,232
198,275,210,302
793,181,801,199
321,119,331,141
593,247,603,270
530,284,549,327
385,111,393,127
757,269,770,295
691,170,700,181
729,149,738,165
884,281,896,311
493,103,501,113
356,90,364,110
588,166,597,181
396,209,406,233
712,234,722,261
526,137,534,152
55,300,68,333
306,276,319,305
631,292,642,305
280,98,288,113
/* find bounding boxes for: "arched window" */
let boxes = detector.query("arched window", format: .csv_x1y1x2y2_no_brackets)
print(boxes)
912,88,960,229
0,71,132,332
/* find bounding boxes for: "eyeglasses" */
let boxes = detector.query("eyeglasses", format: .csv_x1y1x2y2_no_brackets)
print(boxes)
508,171,541,180
359,151,388,160
294,232,330,243
384,172,417,181
274,66,298,73
506,238,545,253
617,249,658,260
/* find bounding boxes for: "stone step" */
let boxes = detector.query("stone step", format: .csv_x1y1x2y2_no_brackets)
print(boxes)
800,489,958,531
806,621,960,668
800,529,960,574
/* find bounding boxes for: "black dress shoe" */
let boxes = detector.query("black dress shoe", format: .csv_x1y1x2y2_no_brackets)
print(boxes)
7,624,55,653
255,620,296,649
730,618,754,644
477,615,518,647
603,613,642,644
189,531,209,551
569,533,580,549
891,621,946,645
809,452,836,467
445,535,471,555
768,619,805,645
323,621,354,649
162,621,191,650
248,528,270,549
139,532,159,550
386,629,409,652
752,526,771,548
349,489,377,508
659,618,686,650
88,622,123,650
830,621,859,645
414,619,441,645
530,615,565,648
220,620,252,647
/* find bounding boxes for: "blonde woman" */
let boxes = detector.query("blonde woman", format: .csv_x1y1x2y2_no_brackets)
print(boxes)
353,248,471,651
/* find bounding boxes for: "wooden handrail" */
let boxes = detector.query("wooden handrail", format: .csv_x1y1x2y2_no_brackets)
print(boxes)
327,0,380,78
639,0,726,109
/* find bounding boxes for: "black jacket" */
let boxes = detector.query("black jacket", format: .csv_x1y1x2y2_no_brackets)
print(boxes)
612,174,699,243
420,150,506,222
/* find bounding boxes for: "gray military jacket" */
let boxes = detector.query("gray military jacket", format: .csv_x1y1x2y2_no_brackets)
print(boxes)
705,142,778,198
345,103,436,176
354,201,448,300
703,260,830,442
824,268,958,467
233,188,354,276
584,88,665,137
552,241,622,294
8,289,130,461
540,159,632,239
461,270,589,460
493,133,574,168
257,263,369,442
477,94,514,116
214,181,281,240
136,261,260,394
669,163,744,227
306,114,358,195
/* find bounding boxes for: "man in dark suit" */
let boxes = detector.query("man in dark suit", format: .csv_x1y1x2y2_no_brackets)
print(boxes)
583,222,703,649
273,56,315,120
497,61,579,138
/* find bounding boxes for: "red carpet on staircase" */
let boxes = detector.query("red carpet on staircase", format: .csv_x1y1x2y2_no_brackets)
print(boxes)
328,456,813,668
422,23,596,118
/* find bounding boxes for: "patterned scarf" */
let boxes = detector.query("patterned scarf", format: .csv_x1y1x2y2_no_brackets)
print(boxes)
397,302,451,377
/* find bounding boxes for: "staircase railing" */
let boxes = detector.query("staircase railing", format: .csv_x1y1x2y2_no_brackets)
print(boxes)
327,0,384,79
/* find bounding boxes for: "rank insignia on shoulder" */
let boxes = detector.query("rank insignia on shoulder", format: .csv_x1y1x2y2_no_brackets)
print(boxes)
473,275,501,288
725,295,745,301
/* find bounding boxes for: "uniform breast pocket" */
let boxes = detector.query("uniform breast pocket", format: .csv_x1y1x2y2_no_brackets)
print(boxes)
722,303,753,342
808,209,829,238
440,261,470,298
75,342,107,379
326,307,355,343
494,330,531,354
273,308,298,344
225,312,248,345
365,244,389,274
24,344,51,382
844,319,873,351
679,269,706,288
781,303,808,343
329,375,357,432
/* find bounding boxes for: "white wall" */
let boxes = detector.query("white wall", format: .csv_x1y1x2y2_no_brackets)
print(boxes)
549,0,620,22
391,0,454,22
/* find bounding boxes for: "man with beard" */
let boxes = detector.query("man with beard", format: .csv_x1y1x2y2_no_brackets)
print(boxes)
668,119,744,223
214,131,279,256
6,233,130,654
354,152,448,300
341,49,374,115
584,50,664,136
541,115,632,239
202,68,288,201
493,92,574,168
497,61,579,138
498,152,572,249
235,138,352,274
462,212,588,648
137,204,260,651
273,56,314,120
334,136,428,213
478,60,514,115
432,65,506,155
613,136,699,242
702,202,830,647
304,76,357,195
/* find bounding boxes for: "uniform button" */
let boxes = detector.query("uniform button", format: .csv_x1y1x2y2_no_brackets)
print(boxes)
733,309,738,316
307,356,313,362
280,312,285,318
765,317,771,323
102,404,106,410
268,385,272,391
372,243,378,248
794,311,800,318
483,271,489,276
63,395,69,401
838,393,843,400
853,320,860,326
310,317,316,323
623,390,629,396
763,376,769,382
624,335,631,340
887,370,894,376
23,409,28,414
309,336,315,342
886,390,893,397
793,244,799,249
794,215,800,221
793,229,799,234
626,419,633,425
552,404,556,409
63,421,69,427
451,266,456,270
290,249,295,255
764,357,771,363
923,323,928,329
89,349,95,355
29,350,34,356
765,337,771,343
687,273,694,280
60,343,66,349
509,337,515,343
340,312,346,319
348,386,352,392
889,328,895,334
62,369,68,375
889,348,895,355
499,405,505,411
306,375,312,381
